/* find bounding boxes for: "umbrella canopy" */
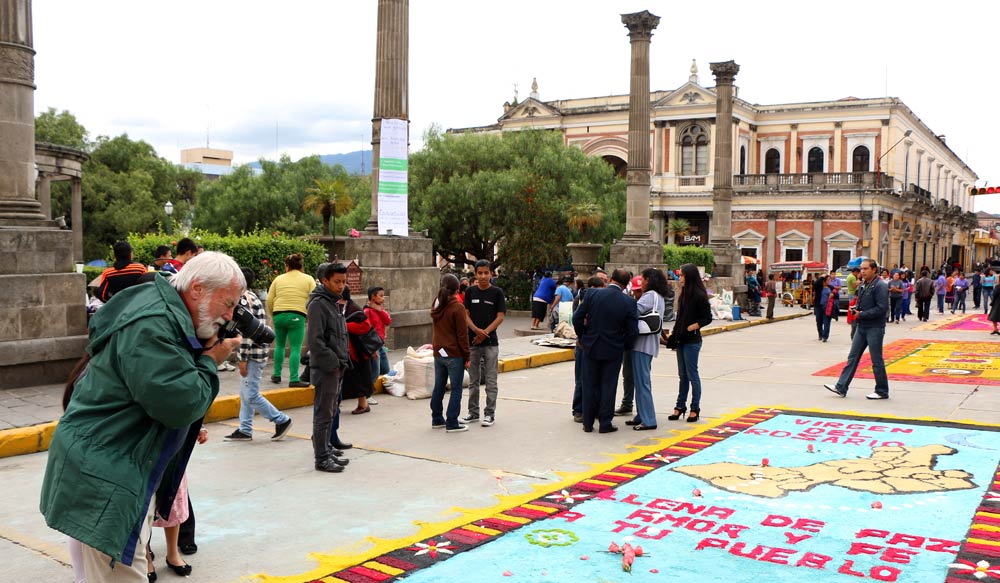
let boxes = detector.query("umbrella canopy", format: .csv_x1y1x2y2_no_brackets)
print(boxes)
85,259,107,267
741,256,761,265
846,256,869,268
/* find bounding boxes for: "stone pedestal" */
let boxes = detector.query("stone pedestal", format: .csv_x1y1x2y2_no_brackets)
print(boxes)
567,242,603,278
333,235,438,350
608,239,664,278
0,229,89,388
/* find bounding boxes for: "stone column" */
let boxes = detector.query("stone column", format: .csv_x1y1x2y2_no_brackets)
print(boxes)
609,11,664,274
71,178,82,262
666,211,676,245
36,173,50,219
621,10,658,240
812,211,823,262
766,211,777,266
0,0,45,222
706,60,741,278
365,0,408,233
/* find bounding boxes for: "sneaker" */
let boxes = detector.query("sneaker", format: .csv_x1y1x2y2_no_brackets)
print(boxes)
446,425,469,433
315,458,345,473
461,414,479,424
865,392,889,400
368,397,379,405
224,429,252,441
824,384,847,397
272,419,292,441
481,416,495,427
432,422,446,429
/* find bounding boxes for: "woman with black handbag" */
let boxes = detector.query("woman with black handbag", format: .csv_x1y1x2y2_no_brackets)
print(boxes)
342,288,377,415
667,263,713,423
626,268,669,431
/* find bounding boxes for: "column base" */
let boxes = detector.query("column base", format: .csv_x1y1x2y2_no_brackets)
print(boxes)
608,239,665,276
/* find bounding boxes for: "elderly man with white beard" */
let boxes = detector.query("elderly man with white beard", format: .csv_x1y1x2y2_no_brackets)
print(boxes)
40,251,244,582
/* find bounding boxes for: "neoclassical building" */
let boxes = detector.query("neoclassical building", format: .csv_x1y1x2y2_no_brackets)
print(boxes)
451,65,979,271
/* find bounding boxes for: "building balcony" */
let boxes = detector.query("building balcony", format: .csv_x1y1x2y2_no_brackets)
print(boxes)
732,172,886,192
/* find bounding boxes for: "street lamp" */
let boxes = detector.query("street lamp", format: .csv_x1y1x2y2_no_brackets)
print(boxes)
875,129,913,190
164,201,174,235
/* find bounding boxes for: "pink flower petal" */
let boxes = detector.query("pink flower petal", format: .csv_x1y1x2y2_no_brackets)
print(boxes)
502,570,513,577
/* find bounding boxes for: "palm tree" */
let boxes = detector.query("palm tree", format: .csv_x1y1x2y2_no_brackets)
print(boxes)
303,177,354,237
566,202,603,242
667,217,691,240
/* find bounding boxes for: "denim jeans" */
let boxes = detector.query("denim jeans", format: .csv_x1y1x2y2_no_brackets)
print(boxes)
370,345,390,385
954,293,966,313
240,359,290,435
675,341,703,411
814,306,826,338
937,294,945,313
986,289,994,314
820,314,832,340
468,344,499,418
430,356,465,429
834,325,889,397
630,351,655,427
901,296,911,316
889,296,902,322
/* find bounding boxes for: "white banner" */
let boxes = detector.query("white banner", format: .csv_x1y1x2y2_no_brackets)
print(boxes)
377,118,408,236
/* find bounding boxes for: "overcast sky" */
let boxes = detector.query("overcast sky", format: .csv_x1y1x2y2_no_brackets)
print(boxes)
32,0,1000,213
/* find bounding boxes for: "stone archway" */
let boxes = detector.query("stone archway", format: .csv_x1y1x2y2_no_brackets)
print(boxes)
581,136,629,179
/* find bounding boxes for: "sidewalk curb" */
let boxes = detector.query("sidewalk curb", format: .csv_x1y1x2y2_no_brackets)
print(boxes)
0,312,805,460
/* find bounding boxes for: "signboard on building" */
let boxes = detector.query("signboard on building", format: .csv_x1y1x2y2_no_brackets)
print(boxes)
333,259,363,296
377,118,409,237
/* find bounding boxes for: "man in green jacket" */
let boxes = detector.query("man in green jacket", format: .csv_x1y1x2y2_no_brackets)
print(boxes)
40,251,245,582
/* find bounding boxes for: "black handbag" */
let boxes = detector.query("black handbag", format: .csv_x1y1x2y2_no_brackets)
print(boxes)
637,293,663,335
663,330,680,350
355,327,384,356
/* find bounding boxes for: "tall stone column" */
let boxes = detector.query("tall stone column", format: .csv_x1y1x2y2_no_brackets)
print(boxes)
337,0,436,350
71,177,83,262
0,0,45,222
621,10,657,240
610,11,664,274
36,173,50,218
366,0,408,233
706,60,741,278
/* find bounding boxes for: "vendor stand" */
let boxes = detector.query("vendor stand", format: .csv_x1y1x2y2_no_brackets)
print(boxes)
767,261,830,308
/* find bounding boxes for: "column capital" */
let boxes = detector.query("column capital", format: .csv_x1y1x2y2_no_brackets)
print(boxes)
813,210,824,220
709,60,740,85
621,10,660,41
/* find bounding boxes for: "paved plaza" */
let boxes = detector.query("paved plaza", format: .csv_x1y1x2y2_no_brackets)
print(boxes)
2,309,999,582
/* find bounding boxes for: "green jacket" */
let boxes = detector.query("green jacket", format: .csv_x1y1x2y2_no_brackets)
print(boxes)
39,276,219,566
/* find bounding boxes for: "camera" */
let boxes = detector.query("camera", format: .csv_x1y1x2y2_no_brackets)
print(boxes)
218,300,276,345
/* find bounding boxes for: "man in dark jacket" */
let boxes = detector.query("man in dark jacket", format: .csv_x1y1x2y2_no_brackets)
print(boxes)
306,263,352,473
824,258,891,400
914,270,935,322
40,252,244,581
572,269,639,433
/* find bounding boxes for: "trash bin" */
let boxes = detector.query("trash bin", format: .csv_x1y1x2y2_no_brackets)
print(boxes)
732,306,741,321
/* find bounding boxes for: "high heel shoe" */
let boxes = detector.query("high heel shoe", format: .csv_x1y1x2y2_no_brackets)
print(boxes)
686,409,700,423
165,559,192,577
667,408,686,421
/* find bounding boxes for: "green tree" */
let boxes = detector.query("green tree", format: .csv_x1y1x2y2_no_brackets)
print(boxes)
194,156,365,236
409,128,624,272
566,202,603,242
303,175,354,236
34,107,89,150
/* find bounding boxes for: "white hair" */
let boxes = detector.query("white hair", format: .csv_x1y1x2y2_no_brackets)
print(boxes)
170,251,246,294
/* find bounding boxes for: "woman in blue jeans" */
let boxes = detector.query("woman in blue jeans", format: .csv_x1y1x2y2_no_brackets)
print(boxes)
668,263,714,423
429,274,471,432
626,268,669,431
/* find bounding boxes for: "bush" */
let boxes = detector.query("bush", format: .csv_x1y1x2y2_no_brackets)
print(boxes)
124,229,328,290
663,244,714,273
494,271,533,311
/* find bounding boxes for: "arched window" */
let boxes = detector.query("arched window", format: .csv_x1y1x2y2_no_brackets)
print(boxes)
807,147,824,173
739,145,746,174
852,146,870,173
680,125,710,176
764,148,781,174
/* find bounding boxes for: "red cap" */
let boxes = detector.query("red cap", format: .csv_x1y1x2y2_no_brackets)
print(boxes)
630,276,643,290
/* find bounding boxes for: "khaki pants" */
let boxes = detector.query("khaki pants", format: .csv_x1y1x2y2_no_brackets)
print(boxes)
766,295,775,319
81,496,154,583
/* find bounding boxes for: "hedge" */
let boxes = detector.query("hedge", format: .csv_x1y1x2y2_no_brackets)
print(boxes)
662,244,714,273
123,230,328,291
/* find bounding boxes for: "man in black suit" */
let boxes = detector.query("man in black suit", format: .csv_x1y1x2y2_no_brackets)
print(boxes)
572,269,639,433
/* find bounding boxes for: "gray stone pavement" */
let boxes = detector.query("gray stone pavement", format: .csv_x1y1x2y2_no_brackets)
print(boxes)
2,307,998,582
0,307,805,429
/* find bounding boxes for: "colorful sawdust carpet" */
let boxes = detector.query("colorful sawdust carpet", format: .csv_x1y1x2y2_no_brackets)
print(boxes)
934,314,996,332
813,339,1000,386
277,408,1000,583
